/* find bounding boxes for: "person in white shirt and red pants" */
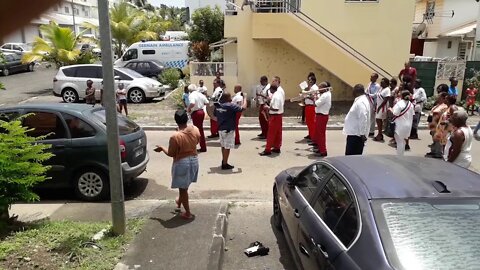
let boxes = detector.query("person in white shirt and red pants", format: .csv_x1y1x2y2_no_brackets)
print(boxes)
313,82,332,156
187,86,209,152
232,85,245,145
344,84,371,155
260,76,284,156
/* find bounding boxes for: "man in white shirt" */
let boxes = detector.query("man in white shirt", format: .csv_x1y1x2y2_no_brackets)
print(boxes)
208,79,224,138
366,73,381,136
255,76,270,139
302,75,318,141
232,84,245,145
188,88,209,152
197,79,208,95
313,81,332,156
343,84,371,155
373,78,391,142
260,76,284,156
411,79,427,139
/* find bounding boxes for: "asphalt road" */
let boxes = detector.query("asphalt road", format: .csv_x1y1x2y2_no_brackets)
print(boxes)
0,65,57,105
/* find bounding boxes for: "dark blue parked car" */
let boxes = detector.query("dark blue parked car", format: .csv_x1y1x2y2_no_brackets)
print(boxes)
273,155,480,270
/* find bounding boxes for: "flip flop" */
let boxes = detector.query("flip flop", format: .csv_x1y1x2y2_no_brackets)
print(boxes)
180,212,194,220
174,199,181,212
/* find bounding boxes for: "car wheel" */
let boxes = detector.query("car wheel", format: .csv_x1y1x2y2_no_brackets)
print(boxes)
62,88,79,103
273,186,283,230
129,88,146,103
74,168,109,201
2,68,9,76
27,63,35,72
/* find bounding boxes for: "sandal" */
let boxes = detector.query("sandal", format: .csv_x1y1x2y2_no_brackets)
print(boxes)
373,136,384,142
174,199,181,212
180,212,194,220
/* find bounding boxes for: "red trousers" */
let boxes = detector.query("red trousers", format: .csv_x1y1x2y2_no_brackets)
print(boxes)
265,114,282,152
191,110,206,151
235,112,242,144
305,105,315,138
258,104,268,136
315,114,329,154
210,119,218,136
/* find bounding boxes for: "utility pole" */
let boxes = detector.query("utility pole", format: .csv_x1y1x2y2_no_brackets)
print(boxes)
97,0,126,235
475,3,480,60
71,0,76,35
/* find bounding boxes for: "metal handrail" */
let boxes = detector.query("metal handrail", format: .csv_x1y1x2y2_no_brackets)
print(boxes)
255,0,394,79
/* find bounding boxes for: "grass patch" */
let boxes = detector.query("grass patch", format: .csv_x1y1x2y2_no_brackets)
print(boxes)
0,218,145,270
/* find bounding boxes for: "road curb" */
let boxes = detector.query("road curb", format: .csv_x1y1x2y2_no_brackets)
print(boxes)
206,202,230,270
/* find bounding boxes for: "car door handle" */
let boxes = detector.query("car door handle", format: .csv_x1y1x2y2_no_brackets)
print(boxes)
299,243,310,257
294,209,300,218
311,237,329,259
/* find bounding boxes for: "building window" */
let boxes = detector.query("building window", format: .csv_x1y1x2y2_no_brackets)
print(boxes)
458,42,467,59
75,8,79,15
447,40,452,49
65,6,70,13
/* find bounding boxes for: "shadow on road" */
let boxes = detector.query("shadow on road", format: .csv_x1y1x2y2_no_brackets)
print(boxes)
208,167,243,175
150,214,195,228
269,215,299,270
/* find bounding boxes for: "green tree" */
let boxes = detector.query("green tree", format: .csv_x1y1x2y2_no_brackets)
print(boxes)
22,22,97,68
188,6,224,44
0,115,53,222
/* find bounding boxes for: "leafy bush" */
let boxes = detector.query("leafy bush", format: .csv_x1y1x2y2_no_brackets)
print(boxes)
159,68,181,89
191,41,210,62
76,50,99,64
0,115,53,221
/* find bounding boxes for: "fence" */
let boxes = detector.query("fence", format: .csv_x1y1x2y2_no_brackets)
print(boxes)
436,60,466,80
190,62,238,77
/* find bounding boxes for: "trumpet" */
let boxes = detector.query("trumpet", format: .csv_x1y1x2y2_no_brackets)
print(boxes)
290,86,333,102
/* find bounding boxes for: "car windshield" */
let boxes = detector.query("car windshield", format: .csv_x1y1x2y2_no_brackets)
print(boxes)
91,108,140,135
373,200,480,270
116,67,144,78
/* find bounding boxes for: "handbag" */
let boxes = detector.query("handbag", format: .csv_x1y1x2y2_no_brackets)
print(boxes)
427,115,433,123
384,101,412,138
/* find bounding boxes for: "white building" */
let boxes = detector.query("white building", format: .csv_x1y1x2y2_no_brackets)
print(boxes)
1,0,121,44
412,0,480,60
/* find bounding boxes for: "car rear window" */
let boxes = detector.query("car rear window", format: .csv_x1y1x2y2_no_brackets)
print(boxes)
62,67,76,77
92,109,140,135
373,200,480,270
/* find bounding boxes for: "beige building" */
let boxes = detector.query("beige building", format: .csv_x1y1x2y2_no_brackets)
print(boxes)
191,0,416,101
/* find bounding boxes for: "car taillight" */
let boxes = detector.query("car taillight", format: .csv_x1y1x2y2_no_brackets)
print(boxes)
119,140,126,161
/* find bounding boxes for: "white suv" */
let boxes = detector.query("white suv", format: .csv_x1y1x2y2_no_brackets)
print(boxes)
53,64,165,103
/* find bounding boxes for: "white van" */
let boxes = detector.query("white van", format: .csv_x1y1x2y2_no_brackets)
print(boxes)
114,41,189,70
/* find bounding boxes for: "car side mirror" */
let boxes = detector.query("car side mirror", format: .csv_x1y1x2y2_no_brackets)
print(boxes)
114,76,120,80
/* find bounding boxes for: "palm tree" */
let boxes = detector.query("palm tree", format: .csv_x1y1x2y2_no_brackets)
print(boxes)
22,21,88,68
110,1,158,56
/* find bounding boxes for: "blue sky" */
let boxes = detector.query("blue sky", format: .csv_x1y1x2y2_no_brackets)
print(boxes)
150,0,185,7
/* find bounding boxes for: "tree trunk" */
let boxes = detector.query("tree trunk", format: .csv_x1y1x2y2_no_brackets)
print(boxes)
0,204,9,223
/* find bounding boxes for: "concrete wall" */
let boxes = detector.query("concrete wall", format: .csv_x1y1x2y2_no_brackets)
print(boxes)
435,38,461,58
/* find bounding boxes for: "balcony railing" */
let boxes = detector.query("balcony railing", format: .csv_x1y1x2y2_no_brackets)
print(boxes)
190,62,238,77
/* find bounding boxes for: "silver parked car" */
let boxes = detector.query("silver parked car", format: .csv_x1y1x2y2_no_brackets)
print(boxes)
53,64,165,104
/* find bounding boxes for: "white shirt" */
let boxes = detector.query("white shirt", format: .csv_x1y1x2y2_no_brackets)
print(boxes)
413,87,427,113
376,87,391,112
212,87,223,102
256,84,269,105
197,85,208,94
444,126,473,168
303,84,318,105
269,90,284,114
189,90,209,111
315,91,331,114
343,95,371,137
277,86,285,100
392,99,414,139
232,92,243,106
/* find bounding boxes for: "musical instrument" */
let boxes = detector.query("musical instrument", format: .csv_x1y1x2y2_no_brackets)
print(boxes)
290,86,333,102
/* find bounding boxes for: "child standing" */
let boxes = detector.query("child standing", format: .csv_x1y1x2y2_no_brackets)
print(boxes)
116,83,128,116
85,80,96,105
466,83,478,116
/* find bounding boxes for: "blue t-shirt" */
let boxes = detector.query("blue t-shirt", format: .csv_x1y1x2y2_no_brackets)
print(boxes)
214,102,242,131
182,93,189,106
448,86,458,96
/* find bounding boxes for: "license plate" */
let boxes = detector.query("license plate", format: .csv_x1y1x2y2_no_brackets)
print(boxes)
135,148,144,158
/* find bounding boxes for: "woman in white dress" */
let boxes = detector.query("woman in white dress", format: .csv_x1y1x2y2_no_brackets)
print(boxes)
444,110,473,168
390,90,414,156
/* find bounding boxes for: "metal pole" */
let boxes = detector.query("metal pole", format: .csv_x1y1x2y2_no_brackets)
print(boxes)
474,4,480,60
97,0,126,235
71,0,76,35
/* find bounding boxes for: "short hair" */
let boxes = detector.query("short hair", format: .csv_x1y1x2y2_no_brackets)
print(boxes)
220,92,231,103
390,78,398,85
218,79,226,87
372,73,379,78
446,95,457,106
174,109,188,125
324,81,331,87
415,79,422,86
353,84,365,94
380,78,389,85
87,79,93,84
260,75,268,82
274,76,281,83
439,92,448,99
450,77,458,82
401,90,411,100
437,84,449,93
452,110,468,126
